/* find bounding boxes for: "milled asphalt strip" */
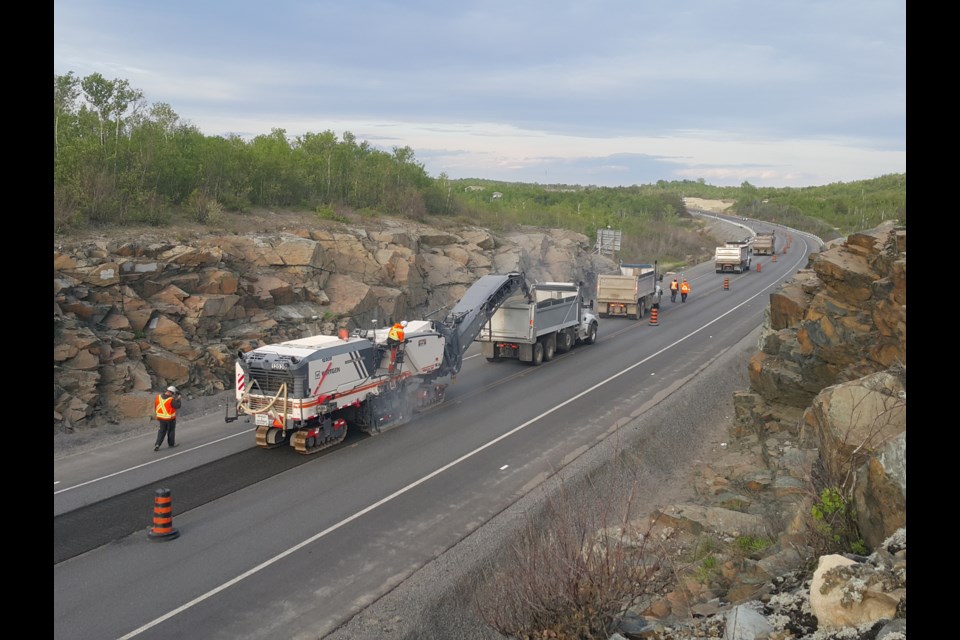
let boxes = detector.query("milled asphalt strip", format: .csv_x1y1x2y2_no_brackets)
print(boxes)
117,266,798,640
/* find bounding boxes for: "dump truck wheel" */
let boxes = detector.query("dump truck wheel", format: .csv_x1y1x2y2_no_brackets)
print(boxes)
543,335,556,361
584,322,598,345
530,341,544,366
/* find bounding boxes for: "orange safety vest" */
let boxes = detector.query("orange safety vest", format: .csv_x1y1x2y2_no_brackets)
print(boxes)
680,282,690,294
388,324,405,342
670,280,679,291
155,394,177,421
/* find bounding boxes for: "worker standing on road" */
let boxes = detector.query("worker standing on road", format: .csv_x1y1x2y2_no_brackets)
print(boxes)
680,279,691,303
154,385,182,451
669,278,679,303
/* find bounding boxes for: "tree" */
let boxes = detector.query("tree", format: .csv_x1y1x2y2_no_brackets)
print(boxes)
80,72,115,146
249,128,295,206
295,130,339,203
54,72,80,158
108,78,145,184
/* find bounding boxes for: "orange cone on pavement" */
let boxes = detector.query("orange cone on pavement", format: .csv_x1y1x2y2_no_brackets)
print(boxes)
147,488,180,541
757,263,762,272
772,254,777,262
649,307,659,326
723,277,729,290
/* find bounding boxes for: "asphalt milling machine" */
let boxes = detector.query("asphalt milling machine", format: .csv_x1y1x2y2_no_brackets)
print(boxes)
226,272,531,454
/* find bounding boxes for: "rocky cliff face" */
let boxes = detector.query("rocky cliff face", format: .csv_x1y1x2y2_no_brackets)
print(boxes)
628,221,906,639
54,216,617,431
750,224,906,408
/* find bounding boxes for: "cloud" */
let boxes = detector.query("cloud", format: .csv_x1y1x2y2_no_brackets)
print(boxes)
54,0,906,187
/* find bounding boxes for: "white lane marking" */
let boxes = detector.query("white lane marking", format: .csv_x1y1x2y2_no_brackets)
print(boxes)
118,263,802,640
500,465,509,470
53,430,255,495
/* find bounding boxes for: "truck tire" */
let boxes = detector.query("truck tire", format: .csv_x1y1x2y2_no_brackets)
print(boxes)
543,334,556,361
556,328,574,353
584,322,598,345
530,341,544,366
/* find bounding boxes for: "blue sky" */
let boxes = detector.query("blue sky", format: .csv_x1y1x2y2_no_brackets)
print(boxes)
54,1,905,188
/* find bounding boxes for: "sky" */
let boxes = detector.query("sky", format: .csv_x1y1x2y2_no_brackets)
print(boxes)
53,1,906,189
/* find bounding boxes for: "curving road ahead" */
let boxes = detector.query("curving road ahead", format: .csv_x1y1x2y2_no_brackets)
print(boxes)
54,217,823,640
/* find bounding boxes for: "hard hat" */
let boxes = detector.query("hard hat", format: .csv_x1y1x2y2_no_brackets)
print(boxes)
167,385,178,393
400,320,408,327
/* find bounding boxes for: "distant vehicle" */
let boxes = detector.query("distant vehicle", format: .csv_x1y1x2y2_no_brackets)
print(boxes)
752,231,776,256
715,241,752,274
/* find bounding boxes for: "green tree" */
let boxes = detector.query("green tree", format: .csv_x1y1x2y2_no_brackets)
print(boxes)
54,72,80,159
249,128,295,206
80,72,115,147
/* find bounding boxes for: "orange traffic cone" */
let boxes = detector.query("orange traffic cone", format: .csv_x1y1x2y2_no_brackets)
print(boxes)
649,307,659,326
772,254,777,262
147,488,180,542
723,277,729,290
757,263,762,273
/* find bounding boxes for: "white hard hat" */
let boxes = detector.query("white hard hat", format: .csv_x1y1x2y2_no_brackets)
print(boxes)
167,385,178,393
400,320,408,327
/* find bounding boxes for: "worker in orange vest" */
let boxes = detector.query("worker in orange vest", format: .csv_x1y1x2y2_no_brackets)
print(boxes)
387,321,406,345
680,279,691,303
387,321,407,371
669,278,679,303
154,385,182,451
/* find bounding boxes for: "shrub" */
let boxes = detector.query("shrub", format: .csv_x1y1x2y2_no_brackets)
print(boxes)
808,487,868,556
734,534,773,556
473,464,670,640
315,205,347,223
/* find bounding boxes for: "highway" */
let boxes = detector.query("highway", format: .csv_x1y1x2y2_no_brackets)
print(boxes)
54,216,822,640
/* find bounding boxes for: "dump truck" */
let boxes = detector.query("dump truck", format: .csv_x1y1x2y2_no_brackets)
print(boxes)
595,262,661,319
715,241,752,274
478,281,599,365
752,231,776,255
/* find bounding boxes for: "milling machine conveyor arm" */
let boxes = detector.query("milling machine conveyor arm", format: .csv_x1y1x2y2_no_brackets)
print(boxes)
436,271,531,376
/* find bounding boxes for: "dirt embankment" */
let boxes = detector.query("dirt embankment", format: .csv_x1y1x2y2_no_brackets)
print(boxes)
683,198,735,214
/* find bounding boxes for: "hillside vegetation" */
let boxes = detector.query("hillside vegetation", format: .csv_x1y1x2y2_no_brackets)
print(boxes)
55,70,905,264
